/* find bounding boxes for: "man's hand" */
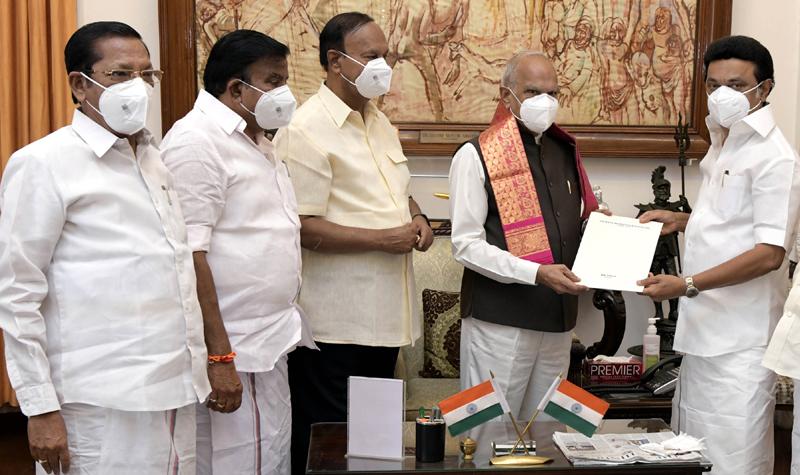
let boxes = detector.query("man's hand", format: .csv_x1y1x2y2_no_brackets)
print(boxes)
536,265,590,295
637,273,686,302
593,208,613,216
28,411,70,474
206,362,243,413
412,216,434,252
379,223,419,254
639,209,679,235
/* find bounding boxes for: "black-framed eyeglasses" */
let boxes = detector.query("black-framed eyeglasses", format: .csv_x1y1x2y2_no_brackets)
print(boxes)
83,69,164,84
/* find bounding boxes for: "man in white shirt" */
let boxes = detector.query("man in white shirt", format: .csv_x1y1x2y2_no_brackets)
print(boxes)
639,35,800,474
0,22,211,475
161,30,315,475
274,12,433,475
449,51,600,420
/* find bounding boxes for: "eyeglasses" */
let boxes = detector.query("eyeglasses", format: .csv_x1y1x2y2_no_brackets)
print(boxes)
83,69,164,84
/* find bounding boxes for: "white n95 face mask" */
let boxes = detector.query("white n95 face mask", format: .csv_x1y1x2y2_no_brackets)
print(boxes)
238,81,297,129
81,73,153,135
338,52,393,99
706,82,762,128
506,88,559,134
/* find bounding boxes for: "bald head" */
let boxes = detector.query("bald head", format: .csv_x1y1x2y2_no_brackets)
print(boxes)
501,51,555,89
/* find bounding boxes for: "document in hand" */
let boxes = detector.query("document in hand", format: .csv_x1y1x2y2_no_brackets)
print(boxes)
571,213,663,292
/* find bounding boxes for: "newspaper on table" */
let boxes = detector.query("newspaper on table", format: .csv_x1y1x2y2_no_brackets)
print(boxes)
552,431,704,466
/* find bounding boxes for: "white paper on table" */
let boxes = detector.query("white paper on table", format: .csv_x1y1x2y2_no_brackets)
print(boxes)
346,376,405,461
571,213,663,292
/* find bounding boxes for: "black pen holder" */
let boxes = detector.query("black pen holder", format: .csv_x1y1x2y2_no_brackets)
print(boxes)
415,419,446,463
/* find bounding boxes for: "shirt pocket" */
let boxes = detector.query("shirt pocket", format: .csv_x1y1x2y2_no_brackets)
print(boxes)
716,174,747,217
385,149,411,198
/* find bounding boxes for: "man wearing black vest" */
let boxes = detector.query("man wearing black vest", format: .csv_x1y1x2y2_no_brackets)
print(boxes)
449,50,601,420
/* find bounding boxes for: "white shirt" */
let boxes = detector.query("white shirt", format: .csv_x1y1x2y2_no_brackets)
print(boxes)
0,110,211,417
161,90,315,372
763,272,800,379
275,83,418,347
676,105,800,357
448,141,542,286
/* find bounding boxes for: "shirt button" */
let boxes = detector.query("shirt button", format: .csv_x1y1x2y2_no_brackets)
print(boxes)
788,312,794,318
563,240,567,246
688,242,692,247
167,230,173,238
556,211,561,217
155,197,160,204
711,180,715,185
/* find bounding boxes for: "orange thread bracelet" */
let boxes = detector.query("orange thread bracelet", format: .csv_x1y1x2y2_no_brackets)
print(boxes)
208,351,236,364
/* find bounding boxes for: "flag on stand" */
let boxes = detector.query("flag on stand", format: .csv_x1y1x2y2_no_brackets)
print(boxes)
537,376,610,438
439,378,510,436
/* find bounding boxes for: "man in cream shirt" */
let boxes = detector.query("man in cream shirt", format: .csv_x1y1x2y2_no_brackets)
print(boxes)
639,36,800,474
161,30,315,475
275,12,433,475
0,22,210,474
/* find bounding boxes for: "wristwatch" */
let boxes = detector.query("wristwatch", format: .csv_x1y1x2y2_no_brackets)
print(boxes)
685,276,700,298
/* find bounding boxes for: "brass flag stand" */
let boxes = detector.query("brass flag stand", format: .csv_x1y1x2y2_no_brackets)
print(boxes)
487,371,556,466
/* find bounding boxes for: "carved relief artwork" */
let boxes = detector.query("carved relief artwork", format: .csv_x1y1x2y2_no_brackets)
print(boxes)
193,0,698,126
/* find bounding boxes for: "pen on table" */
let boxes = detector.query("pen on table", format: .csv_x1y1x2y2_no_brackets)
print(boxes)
161,185,172,205
567,180,572,194
722,170,729,187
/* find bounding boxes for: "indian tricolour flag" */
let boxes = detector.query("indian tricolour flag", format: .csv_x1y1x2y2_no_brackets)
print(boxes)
439,378,511,436
537,376,610,438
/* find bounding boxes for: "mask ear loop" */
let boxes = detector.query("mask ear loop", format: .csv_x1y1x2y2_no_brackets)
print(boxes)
501,85,525,122
237,79,263,117
748,81,765,112
80,72,109,117
336,51,365,87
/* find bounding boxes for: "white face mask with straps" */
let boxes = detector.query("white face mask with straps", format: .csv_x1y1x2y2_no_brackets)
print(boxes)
505,87,559,134
81,73,153,135
706,82,763,128
237,80,297,130
337,51,393,99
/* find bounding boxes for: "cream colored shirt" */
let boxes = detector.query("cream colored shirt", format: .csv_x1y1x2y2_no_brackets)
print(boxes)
764,273,800,379
275,83,419,346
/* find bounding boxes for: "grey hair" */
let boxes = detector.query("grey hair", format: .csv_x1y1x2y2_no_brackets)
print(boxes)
501,51,550,89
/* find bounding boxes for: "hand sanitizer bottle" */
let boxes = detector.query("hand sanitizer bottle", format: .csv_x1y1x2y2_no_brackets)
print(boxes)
643,318,660,371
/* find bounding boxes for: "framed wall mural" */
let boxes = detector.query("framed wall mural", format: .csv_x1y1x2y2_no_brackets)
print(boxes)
159,0,732,157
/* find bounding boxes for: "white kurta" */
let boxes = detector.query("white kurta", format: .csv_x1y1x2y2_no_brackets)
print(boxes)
674,105,800,475
162,91,318,474
161,90,315,373
0,110,211,417
449,135,572,420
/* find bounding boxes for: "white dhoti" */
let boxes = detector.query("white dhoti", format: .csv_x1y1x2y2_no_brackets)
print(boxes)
672,347,776,475
460,317,572,421
197,355,291,475
36,402,196,475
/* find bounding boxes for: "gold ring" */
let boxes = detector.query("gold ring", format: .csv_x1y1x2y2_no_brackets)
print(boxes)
415,235,421,244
